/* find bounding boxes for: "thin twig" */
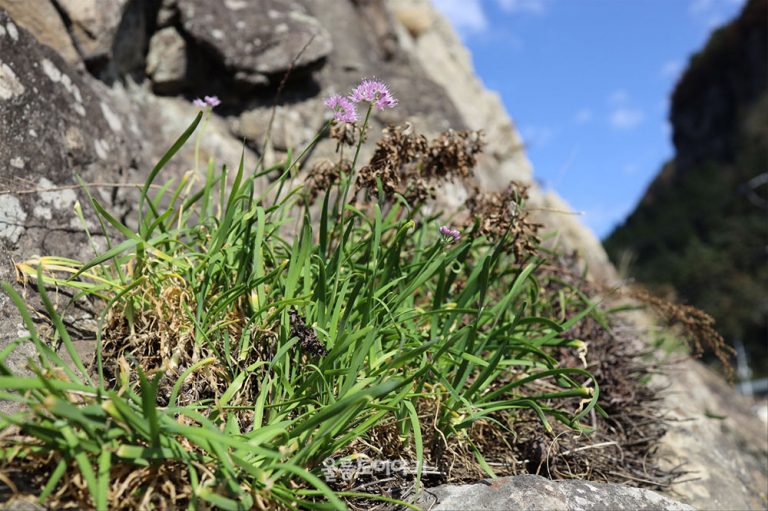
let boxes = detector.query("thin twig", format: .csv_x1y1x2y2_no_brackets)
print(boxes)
558,441,620,457
0,182,162,196
608,471,670,486
259,34,317,169
527,206,586,216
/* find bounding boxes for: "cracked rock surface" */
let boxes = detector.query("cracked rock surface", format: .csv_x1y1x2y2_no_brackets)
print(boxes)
178,0,332,87
417,474,696,511
0,11,142,405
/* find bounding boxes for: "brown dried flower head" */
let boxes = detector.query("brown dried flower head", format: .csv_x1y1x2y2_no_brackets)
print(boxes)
356,124,484,204
423,129,485,181
289,307,326,357
330,121,357,147
629,288,735,380
305,158,351,201
356,123,428,198
465,182,542,261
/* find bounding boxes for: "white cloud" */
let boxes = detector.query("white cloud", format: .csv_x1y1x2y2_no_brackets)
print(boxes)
655,95,672,115
520,125,556,148
609,108,645,130
574,108,593,125
660,60,683,78
432,0,489,34
662,121,673,138
622,163,639,176
583,203,636,238
689,0,743,13
608,89,629,104
690,0,715,14
497,0,548,14
689,0,746,23
705,13,728,28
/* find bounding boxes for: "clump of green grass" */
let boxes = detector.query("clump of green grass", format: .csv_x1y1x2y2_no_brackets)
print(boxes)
0,97,608,510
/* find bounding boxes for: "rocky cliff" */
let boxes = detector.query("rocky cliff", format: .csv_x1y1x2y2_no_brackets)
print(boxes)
605,0,768,376
0,1,766,509
670,0,767,172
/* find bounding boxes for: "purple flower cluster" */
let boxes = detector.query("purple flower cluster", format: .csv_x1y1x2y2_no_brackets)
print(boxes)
324,78,398,124
193,95,221,109
324,94,358,124
439,225,461,242
349,78,398,110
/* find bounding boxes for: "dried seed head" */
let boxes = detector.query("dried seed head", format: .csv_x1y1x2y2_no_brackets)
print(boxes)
289,307,327,357
629,288,735,380
305,158,350,202
465,182,542,260
423,129,485,181
356,124,428,198
355,124,485,207
330,122,357,147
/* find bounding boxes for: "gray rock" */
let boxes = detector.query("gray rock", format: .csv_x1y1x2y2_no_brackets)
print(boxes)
223,0,467,165
0,11,142,229
146,26,188,94
55,0,147,79
177,0,332,86
419,474,695,511
156,0,178,28
0,11,143,411
0,497,45,511
113,86,261,182
654,359,768,510
0,0,81,66
234,99,324,153
303,0,466,135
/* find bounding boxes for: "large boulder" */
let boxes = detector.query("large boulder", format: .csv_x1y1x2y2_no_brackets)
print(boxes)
0,9,258,406
0,10,144,390
177,0,333,88
0,9,145,256
226,0,467,166
655,359,768,509
54,0,148,79
0,0,81,66
418,474,695,511
145,26,188,94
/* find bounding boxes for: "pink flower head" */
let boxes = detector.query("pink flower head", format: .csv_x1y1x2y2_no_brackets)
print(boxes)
349,78,398,110
324,94,358,123
193,96,221,109
439,225,461,242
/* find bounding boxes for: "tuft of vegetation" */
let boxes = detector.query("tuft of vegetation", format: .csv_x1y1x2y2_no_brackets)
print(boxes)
0,98,669,510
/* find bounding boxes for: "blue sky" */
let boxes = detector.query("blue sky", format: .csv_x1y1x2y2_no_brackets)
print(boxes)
432,0,746,238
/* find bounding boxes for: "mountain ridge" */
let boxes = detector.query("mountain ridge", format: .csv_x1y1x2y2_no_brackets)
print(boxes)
605,0,768,375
